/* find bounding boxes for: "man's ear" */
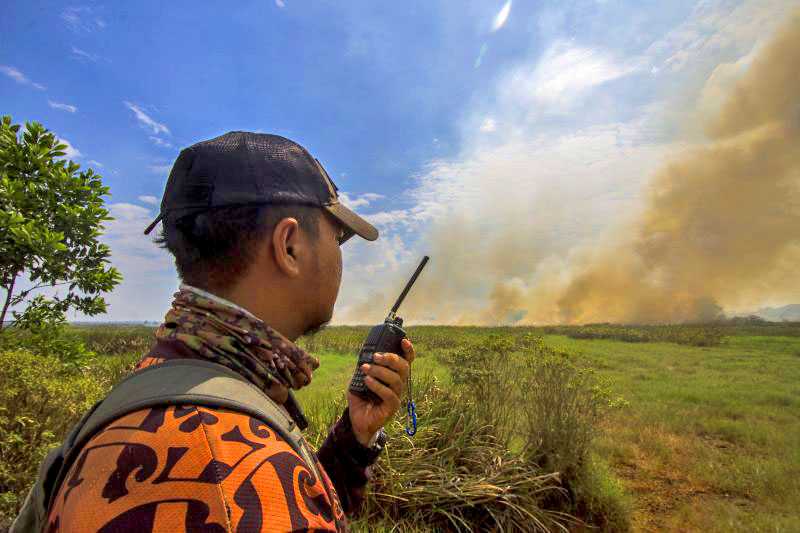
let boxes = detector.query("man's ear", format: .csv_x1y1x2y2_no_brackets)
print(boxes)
272,217,302,278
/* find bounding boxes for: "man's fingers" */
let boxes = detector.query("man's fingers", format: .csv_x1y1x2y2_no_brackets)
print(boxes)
364,375,400,409
373,352,410,382
401,338,416,363
362,363,404,397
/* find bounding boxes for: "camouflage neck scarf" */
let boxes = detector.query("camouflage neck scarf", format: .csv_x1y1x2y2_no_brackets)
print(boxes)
155,287,320,408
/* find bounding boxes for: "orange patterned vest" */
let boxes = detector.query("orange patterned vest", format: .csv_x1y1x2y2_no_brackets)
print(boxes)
46,351,351,532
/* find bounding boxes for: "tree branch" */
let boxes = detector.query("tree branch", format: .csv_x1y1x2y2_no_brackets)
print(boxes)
10,281,72,306
1,273,18,332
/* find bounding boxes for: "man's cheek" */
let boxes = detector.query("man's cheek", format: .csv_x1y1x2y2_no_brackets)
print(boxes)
337,251,343,285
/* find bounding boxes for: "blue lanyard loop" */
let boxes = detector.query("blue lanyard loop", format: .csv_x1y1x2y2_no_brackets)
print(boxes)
405,367,417,437
405,400,417,437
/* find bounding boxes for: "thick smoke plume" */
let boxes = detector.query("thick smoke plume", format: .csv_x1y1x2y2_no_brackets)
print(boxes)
342,15,799,325
549,15,800,324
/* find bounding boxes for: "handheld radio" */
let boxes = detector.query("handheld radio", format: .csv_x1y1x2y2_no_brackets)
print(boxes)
348,256,429,435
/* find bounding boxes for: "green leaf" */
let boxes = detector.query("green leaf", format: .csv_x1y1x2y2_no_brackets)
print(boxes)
0,116,122,330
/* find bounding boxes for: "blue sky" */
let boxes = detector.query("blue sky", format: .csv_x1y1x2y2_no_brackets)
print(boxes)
2,0,794,323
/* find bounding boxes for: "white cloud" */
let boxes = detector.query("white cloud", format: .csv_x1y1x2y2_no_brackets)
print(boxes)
360,209,411,227
339,191,386,210
491,1,512,32
61,7,106,32
138,195,160,205
275,0,286,7
474,43,489,69
335,229,416,322
109,203,151,221
70,46,99,62
480,118,497,132
60,7,81,26
124,101,170,135
148,163,173,174
57,137,82,160
48,100,78,113
500,42,636,113
1,65,28,84
645,0,792,73
86,202,176,321
0,65,46,90
149,136,173,148
87,159,104,168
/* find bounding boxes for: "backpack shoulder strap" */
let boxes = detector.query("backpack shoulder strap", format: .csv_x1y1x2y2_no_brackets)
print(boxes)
47,358,324,513
73,358,303,446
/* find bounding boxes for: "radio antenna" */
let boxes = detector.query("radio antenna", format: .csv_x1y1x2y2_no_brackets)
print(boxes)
387,256,430,319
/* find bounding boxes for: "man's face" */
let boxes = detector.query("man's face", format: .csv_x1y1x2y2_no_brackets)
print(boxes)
303,211,345,335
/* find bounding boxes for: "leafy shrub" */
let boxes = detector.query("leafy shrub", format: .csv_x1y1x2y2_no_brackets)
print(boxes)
0,349,108,524
0,322,95,365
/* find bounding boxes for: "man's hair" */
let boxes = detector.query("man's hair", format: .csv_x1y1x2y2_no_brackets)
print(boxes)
156,204,320,292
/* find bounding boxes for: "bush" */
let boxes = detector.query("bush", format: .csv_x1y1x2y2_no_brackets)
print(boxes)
0,322,94,364
518,351,624,475
0,349,108,524
356,376,571,532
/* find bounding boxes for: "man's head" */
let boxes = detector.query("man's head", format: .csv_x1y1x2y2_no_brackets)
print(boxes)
147,131,378,339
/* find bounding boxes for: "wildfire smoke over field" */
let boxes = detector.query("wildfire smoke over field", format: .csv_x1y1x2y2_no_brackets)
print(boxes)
548,15,800,324
341,13,800,326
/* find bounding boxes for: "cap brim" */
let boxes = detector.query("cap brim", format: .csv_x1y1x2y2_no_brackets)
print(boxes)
143,213,163,235
325,202,379,241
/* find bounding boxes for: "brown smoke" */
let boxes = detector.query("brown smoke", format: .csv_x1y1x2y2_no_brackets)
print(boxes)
549,14,800,324
341,14,800,325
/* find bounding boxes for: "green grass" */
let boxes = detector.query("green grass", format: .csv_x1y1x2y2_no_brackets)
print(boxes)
548,334,800,531
298,328,800,530
294,348,451,406
3,323,799,531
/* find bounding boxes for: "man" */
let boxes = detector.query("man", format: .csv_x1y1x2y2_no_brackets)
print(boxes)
47,132,415,532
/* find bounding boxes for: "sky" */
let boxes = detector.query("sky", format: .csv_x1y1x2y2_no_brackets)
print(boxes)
2,0,796,323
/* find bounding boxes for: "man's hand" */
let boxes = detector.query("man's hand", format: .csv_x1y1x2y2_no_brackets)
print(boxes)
348,338,416,446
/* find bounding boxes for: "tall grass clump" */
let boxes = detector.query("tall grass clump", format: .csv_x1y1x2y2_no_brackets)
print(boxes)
463,334,628,530
310,333,628,532
357,376,572,532
302,377,570,531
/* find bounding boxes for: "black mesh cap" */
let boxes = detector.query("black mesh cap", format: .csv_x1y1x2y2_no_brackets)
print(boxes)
143,131,378,241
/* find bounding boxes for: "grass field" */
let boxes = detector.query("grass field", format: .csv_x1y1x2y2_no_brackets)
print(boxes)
534,334,800,531
293,329,800,531
1,323,798,531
